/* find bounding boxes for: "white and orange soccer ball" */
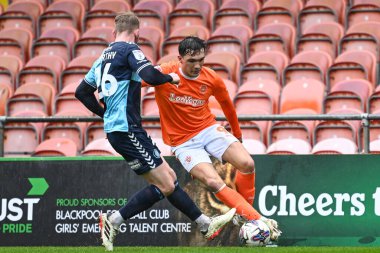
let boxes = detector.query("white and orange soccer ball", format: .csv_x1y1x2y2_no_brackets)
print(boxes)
239,220,271,247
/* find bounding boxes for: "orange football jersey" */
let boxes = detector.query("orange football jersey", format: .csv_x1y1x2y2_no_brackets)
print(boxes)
144,61,241,146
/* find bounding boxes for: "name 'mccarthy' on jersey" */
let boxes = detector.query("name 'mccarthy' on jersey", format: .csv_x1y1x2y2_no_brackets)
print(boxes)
83,42,151,133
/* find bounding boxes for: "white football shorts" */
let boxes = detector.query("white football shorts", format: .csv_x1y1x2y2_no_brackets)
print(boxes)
171,124,239,172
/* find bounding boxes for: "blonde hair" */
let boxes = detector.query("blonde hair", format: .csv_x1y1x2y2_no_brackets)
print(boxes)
114,12,140,34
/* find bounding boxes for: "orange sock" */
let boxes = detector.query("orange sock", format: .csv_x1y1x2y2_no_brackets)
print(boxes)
215,185,261,220
235,170,255,206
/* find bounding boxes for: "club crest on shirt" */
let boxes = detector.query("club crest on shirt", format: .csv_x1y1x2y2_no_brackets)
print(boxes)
185,156,192,163
200,84,207,94
132,50,145,60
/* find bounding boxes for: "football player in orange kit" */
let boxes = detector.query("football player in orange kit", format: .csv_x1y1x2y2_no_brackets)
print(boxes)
144,36,281,242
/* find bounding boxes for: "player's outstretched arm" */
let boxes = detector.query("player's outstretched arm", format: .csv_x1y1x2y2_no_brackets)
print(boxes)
139,65,174,86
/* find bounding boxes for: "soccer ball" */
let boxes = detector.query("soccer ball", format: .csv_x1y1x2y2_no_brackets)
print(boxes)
239,220,271,247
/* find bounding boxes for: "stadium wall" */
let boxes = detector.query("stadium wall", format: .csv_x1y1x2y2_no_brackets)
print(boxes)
0,155,379,247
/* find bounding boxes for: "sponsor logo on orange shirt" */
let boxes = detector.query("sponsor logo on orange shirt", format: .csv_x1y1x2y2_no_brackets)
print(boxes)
169,93,205,107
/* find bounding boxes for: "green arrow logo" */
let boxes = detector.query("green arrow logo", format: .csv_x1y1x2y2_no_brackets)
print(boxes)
27,178,49,196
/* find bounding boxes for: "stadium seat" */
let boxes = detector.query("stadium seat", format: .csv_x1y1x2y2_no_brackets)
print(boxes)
346,3,380,29
268,108,317,145
17,55,66,91
247,23,296,58
204,52,241,84
167,0,214,35
0,83,13,115
242,51,289,84
54,82,93,115
313,108,362,145
298,0,344,34
157,53,178,65
255,0,303,30
73,26,113,58
297,22,344,58
37,0,85,36
6,82,55,116
142,87,159,116
369,139,380,154
339,21,380,60
213,0,259,31
31,26,80,64
133,0,173,30
85,121,106,145
242,139,267,155
83,0,131,31
368,85,380,113
207,24,253,62
161,25,210,57
0,27,33,63
266,138,312,154
4,122,40,157
0,0,44,35
33,137,78,157
82,138,119,156
235,79,281,114
312,138,358,154
139,26,164,65
283,50,332,85
280,79,325,114
0,55,24,91
324,79,373,113
327,50,377,90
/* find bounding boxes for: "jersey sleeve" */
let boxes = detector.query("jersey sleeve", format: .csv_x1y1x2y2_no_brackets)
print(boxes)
84,57,102,89
127,44,152,75
213,76,242,139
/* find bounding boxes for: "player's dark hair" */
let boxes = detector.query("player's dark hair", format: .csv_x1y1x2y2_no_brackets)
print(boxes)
114,11,140,34
178,36,208,57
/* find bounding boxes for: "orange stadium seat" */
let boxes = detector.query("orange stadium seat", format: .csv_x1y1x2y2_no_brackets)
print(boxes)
142,87,159,116
0,83,12,115
0,55,24,91
266,138,312,154
235,79,281,114
85,121,105,145
242,139,267,155
82,138,119,156
280,79,325,114
204,51,241,84
283,50,332,85
269,108,317,145
340,21,380,60
167,0,214,35
313,108,362,145
255,0,303,30
10,0,48,7
83,0,131,31
247,23,296,58
0,0,44,35
133,0,173,30
346,3,380,29
157,53,178,65
50,0,89,10
73,26,113,57
298,0,345,34
312,137,358,154
327,50,377,90
161,25,210,57
297,22,344,58
31,26,80,64
37,0,85,36
6,82,55,116
139,26,164,65
33,137,78,157
4,122,40,157
242,51,289,84
213,0,259,31
54,82,93,115
207,24,253,62
324,79,373,113
370,139,380,154
0,27,33,63
368,85,380,113
17,55,66,91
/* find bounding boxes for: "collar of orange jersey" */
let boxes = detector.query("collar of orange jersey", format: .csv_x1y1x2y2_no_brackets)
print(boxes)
179,68,199,80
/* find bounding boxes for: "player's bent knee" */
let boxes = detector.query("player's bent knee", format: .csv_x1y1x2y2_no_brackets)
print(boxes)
204,177,225,192
156,182,176,196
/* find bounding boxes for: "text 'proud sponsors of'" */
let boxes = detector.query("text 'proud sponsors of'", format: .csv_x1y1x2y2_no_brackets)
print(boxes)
258,185,380,216
55,198,191,234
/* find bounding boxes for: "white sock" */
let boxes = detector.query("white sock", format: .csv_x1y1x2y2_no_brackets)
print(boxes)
109,211,124,228
195,214,211,232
